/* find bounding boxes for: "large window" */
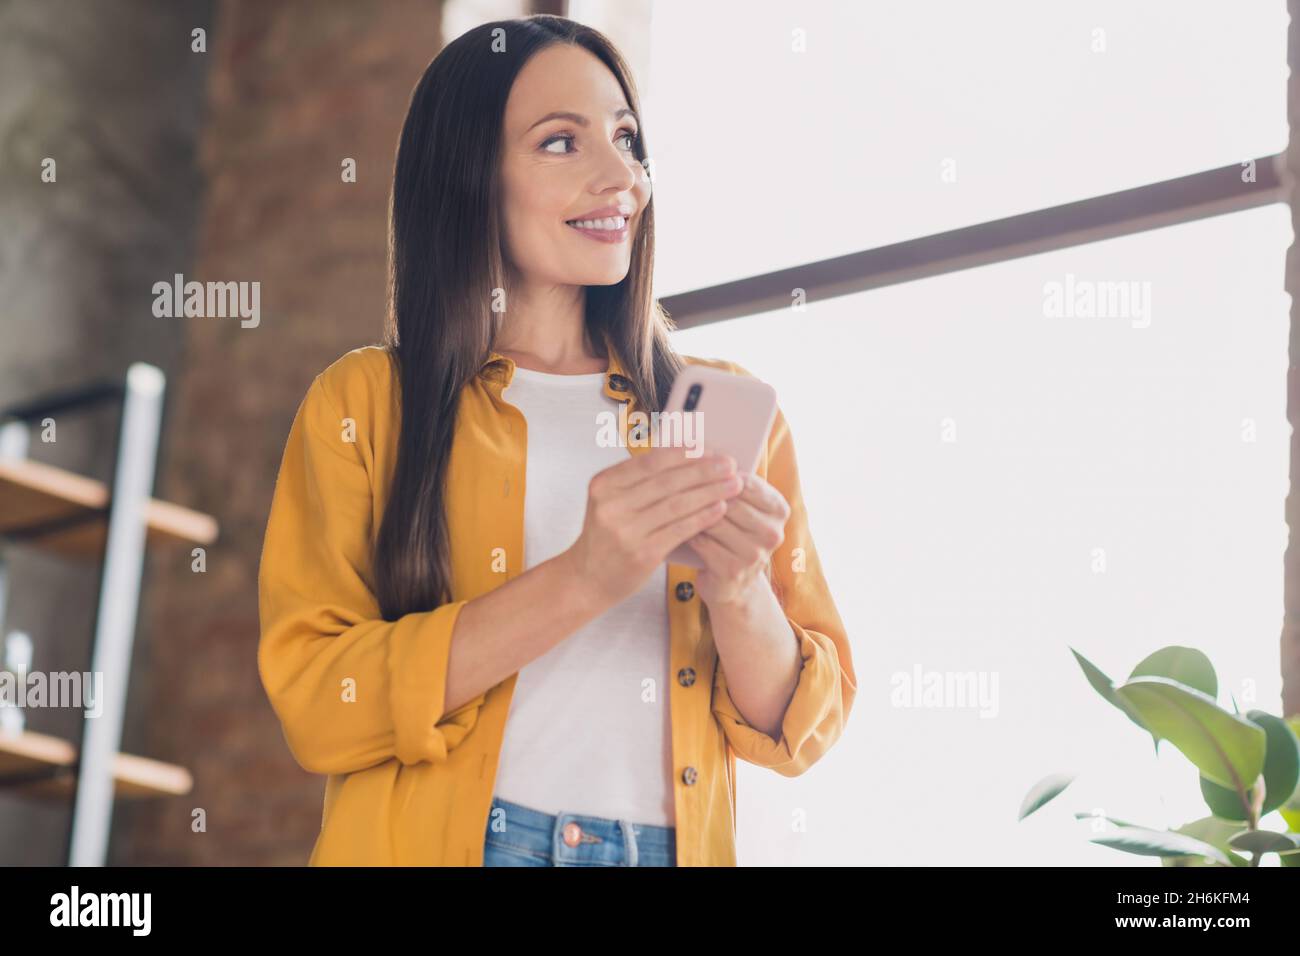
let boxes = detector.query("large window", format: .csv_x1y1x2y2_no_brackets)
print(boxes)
643,0,1291,865
645,0,1286,294
673,204,1291,864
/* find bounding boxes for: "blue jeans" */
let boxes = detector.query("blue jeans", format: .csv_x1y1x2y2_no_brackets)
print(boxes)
482,795,677,867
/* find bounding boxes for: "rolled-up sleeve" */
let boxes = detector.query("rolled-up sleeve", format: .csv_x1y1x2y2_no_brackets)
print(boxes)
710,368,856,776
257,374,485,776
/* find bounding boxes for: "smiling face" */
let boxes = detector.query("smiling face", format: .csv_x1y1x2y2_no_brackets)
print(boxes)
498,43,652,290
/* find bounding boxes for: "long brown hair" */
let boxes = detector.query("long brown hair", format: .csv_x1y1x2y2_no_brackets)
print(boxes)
375,15,683,620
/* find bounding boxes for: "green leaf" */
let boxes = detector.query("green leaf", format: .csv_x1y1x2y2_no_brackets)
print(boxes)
1200,711,1300,820
1164,816,1250,867
1114,677,1266,792
1069,812,1236,867
1129,646,1217,699
1091,825,1231,866
1070,648,1157,749
1018,772,1075,821
1228,830,1300,855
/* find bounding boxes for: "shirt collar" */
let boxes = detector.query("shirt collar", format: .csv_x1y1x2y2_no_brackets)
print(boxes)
479,333,635,406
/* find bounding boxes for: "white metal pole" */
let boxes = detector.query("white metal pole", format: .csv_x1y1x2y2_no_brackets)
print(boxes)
68,363,164,867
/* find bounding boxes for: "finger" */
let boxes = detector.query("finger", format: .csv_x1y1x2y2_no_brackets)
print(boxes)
711,492,766,535
644,497,729,557
591,450,720,523
693,514,764,564
601,444,694,490
688,530,742,577
707,490,786,555
624,452,738,512
632,472,742,540
739,473,791,520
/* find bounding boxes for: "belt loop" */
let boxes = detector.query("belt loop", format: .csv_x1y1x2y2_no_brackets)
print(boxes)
551,811,566,860
621,820,639,867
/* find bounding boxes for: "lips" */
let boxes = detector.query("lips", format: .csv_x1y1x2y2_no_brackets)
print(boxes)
564,217,630,243
565,204,633,221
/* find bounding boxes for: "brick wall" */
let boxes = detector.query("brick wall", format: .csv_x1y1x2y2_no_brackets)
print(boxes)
0,0,212,866
118,0,451,865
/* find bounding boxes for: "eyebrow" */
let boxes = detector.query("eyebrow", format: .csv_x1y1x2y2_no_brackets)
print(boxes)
526,107,639,133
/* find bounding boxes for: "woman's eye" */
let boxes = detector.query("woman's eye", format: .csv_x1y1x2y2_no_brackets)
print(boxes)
540,130,639,155
541,134,573,154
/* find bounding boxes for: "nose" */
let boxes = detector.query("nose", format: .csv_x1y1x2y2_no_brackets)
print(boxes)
592,137,640,194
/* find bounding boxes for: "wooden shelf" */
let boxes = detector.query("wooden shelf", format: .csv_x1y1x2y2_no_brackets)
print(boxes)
0,457,218,559
0,729,192,800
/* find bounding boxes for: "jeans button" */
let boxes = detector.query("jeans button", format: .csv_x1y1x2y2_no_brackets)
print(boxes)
563,822,583,847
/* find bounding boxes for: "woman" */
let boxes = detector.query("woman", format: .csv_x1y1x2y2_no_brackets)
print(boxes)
257,14,855,867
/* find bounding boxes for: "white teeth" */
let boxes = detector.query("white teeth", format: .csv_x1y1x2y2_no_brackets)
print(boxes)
566,216,627,230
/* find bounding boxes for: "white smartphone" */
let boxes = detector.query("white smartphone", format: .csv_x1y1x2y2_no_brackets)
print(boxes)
654,364,778,568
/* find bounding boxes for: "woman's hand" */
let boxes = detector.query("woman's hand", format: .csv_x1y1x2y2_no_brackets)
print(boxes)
564,447,744,610
688,471,791,609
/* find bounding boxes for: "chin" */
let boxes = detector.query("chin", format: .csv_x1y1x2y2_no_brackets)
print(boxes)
581,271,632,287
561,263,631,286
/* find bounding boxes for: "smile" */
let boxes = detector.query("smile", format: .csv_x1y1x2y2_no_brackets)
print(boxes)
564,216,630,243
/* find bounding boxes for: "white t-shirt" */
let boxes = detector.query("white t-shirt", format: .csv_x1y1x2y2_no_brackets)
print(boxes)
491,365,675,827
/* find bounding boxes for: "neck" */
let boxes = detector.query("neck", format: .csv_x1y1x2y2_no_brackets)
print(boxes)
494,282,602,373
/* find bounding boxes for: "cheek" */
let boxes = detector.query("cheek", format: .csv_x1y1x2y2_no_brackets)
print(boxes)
500,165,564,232
502,193,562,259
631,179,654,226
518,184,574,238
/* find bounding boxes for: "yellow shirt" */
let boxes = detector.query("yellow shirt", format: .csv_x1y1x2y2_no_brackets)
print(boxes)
257,342,856,866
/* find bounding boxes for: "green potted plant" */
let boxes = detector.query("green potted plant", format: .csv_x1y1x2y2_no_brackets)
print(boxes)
1019,645,1300,866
